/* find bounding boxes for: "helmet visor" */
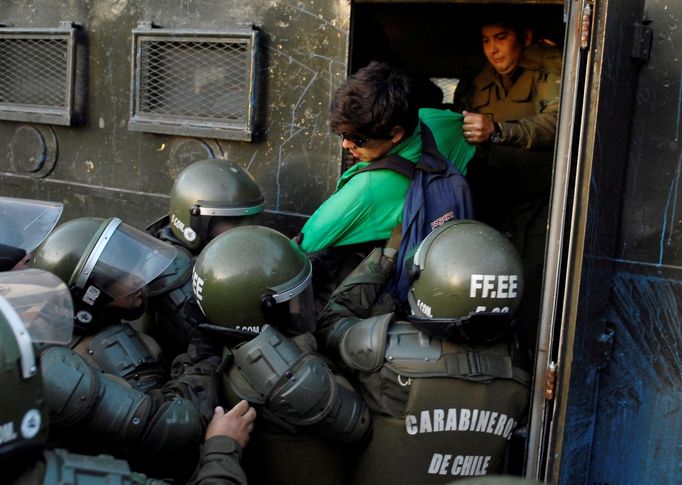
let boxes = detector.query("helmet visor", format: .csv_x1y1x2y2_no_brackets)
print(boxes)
0,196,63,252
83,221,177,299
0,269,74,344
285,283,315,334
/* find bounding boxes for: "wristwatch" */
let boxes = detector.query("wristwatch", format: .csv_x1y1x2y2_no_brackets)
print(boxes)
489,122,503,144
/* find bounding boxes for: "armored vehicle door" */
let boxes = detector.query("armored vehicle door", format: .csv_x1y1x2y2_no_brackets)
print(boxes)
527,0,655,482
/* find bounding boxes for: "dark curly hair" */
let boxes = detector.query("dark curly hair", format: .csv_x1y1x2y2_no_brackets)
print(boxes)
329,61,419,140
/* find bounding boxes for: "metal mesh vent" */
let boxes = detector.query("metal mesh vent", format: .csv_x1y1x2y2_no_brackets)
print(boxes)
0,27,76,125
130,28,258,141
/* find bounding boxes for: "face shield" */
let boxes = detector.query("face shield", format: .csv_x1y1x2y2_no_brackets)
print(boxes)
72,218,176,305
189,199,265,244
261,260,315,335
0,196,63,252
0,269,74,378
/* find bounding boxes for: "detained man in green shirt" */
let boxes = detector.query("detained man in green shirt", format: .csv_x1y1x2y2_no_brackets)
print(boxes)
299,61,475,254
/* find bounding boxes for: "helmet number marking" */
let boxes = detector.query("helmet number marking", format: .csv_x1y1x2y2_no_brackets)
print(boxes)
475,306,510,313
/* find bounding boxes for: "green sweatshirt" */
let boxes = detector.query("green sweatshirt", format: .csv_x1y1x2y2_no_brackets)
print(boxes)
300,108,475,253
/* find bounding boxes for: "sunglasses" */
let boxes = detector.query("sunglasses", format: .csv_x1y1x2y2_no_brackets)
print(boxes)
340,132,370,147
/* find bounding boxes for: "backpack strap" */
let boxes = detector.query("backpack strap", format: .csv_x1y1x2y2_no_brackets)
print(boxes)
354,153,415,179
416,123,448,173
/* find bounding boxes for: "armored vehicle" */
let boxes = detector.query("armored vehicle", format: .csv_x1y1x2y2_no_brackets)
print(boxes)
1,0,679,483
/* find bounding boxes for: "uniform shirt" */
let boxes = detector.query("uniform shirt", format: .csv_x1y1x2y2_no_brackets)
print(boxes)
300,108,475,253
454,53,562,150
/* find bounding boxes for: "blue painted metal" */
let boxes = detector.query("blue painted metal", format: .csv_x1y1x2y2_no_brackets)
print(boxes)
553,0,682,482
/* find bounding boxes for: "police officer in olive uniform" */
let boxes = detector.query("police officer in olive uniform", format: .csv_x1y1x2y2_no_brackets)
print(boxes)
317,220,531,484
0,269,255,485
189,225,371,485
453,11,562,349
31,217,221,481
0,196,63,271
145,158,266,361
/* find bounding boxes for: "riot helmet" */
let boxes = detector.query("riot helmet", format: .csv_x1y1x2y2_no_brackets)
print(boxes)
191,225,314,337
169,159,265,251
0,196,63,271
32,217,176,327
406,220,524,344
0,269,74,460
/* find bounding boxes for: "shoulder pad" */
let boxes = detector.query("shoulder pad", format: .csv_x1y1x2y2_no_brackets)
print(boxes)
339,313,393,372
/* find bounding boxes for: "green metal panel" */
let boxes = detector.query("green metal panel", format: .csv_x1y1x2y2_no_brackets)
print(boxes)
0,0,351,236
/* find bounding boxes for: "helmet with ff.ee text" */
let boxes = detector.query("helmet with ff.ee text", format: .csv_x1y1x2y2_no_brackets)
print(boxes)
169,159,265,251
407,219,524,344
191,225,314,337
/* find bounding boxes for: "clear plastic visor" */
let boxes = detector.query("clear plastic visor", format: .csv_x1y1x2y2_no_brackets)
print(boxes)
0,269,74,344
83,222,177,299
0,196,63,252
285,283,315,334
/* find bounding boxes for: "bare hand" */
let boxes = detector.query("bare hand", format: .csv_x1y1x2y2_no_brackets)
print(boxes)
205,401,256,449
462,111,495,144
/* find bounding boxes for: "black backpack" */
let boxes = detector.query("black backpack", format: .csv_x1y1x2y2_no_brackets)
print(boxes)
355,122,474,306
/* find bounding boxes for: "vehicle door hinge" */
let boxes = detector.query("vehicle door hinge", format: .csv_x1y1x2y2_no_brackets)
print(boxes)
632,21,653,63
544,361,557,400
580,2,593,50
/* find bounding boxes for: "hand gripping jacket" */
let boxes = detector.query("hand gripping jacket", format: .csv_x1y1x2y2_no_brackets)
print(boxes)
227,325,371,443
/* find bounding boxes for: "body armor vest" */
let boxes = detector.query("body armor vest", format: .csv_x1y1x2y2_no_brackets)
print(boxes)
348,321,530,485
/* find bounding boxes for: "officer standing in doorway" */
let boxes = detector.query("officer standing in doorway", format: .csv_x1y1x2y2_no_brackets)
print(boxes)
453,10,562,350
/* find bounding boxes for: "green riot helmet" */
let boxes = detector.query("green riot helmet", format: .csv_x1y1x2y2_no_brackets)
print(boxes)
191,226,314,337
0,269,74,460
169,159,265,251
32,217,176,328
406,220,524,344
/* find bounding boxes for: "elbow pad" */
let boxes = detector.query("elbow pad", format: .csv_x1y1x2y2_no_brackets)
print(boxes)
41,346,202,454
228,325,370,442
339,313,392,373
41,346,152,445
